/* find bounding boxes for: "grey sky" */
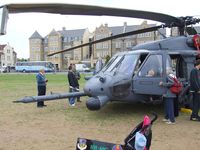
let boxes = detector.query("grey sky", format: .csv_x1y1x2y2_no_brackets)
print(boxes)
0,0,199,58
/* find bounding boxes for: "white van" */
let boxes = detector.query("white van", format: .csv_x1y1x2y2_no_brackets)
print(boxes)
75,64,90,72
0,66,7,73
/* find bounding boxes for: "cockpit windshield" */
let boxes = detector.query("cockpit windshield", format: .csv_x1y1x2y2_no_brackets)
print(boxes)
102,54,139,75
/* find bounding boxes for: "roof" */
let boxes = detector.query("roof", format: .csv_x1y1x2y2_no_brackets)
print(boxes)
49,29,60,36
0,44,6,50
58,28,86,38
108,24,166,36
29,30,43,39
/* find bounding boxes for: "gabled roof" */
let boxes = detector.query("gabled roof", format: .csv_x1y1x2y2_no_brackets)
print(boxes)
0,44,6,50
29,30,43,39
49,29,60,36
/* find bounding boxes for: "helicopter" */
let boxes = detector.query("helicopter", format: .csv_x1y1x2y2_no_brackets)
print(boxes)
1,3,200,110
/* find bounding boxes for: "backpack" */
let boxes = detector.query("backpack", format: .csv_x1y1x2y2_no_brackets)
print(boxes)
170,76,183,94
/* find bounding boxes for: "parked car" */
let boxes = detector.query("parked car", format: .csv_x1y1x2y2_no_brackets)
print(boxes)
75,64,90,72
0,66,7,73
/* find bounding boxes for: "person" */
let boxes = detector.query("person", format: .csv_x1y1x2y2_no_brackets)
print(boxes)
68,65,79,106
174,95,179,117
72,64,81,102
190,59,200,121
146,69,155,77
159,67,176,124
36,69,48,108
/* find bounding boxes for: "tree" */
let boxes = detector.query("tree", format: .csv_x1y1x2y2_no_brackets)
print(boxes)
105,55,111,65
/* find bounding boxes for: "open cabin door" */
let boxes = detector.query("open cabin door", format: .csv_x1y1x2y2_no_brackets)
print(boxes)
132,52,169,95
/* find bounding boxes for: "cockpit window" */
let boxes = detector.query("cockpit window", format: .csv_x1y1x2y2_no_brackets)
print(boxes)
115,54,139,75
102,55,123,72
102,54,139,75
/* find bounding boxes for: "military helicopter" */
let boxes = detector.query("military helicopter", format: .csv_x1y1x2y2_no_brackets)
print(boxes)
1,3,200,110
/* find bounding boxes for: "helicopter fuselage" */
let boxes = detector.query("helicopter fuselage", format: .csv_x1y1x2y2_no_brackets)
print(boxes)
84,35,199,110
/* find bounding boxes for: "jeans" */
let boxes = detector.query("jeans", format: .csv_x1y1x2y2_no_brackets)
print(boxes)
191,93,200,118
37,85,46,107
69,87,76,105
164,97,175,122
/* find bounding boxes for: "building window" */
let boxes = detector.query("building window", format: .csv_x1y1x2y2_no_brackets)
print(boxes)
126,41,132,48
96,43,103,49
64,37,68,42
116,42,121,48
102,42,108,49
7,56,10,61
7,49,10,53
44,38,48,43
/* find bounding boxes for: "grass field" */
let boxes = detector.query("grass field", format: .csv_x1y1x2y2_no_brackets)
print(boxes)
0,73,200,150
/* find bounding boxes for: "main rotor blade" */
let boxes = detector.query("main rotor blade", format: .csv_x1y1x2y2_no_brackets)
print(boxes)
48,25,164,56
3,3,182,26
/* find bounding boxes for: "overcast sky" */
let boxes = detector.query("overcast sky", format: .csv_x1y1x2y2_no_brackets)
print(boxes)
0,0,200,58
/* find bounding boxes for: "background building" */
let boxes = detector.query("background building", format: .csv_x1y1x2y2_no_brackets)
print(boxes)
171,26,200,36
29,21,166,70
93,21,166,60
30,28,91,70
0,44,17,67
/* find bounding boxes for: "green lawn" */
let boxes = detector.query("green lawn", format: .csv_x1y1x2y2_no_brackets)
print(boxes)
0,73,199,150
0,73,159,123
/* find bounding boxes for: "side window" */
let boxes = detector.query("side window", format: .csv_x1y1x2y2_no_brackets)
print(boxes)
138,54,163,77
134,53,148,75
166,56,173,75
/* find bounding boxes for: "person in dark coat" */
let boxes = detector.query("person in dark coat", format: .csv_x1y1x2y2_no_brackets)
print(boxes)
72,64,81,102
190,59,200,121
36,69,48,107
68,65,79,106
160,67,176,124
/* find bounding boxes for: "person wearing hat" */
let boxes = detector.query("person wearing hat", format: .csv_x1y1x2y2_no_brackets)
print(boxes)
190,59,200,121
36,69,48,107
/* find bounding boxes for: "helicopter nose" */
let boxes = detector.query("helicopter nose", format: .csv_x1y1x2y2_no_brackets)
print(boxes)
83,76,107,96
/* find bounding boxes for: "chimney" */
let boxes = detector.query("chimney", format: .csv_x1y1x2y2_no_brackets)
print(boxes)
123,22,127,33
62,27,66,31
124,22,127,27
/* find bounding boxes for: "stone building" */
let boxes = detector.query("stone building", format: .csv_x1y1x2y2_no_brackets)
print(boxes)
29,28,91,70
0,44,17,67
93,21,166,60
171,26,200,36
29,21,166,70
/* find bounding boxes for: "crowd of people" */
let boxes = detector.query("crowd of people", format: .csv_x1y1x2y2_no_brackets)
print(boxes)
35,59,200,124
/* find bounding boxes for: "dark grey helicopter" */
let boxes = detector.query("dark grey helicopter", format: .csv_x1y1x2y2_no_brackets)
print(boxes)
1,3,200,110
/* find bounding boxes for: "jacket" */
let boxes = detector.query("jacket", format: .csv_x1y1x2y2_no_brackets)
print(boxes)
190,67,200,92
68,70,79,88
36,72,46,86
162,74,176,98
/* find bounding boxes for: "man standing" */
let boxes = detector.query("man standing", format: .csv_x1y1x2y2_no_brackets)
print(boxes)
68,65,79,106
72,64,81,102
190,59,200,121
36,69,48,107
